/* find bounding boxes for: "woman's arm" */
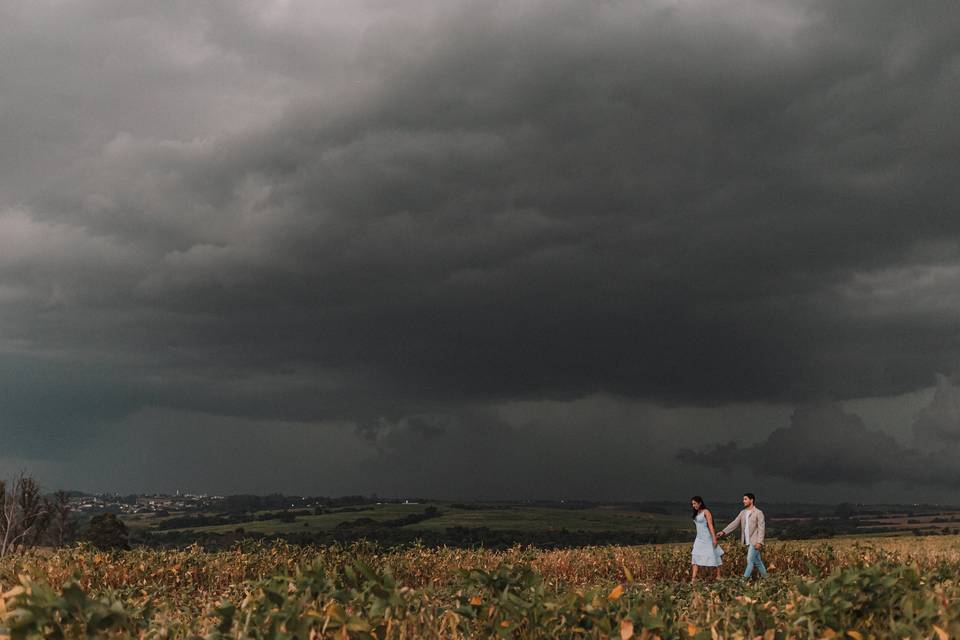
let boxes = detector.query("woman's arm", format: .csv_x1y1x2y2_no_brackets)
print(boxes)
705,509,718,545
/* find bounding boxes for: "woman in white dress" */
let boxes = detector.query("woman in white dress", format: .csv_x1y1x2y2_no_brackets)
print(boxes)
690,496,723,581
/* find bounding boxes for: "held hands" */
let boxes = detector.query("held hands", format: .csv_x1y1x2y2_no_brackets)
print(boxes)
712,537,718,547
717,531,726,538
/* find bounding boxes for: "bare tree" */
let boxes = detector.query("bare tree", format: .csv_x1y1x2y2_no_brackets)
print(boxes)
0,474,57,557
18,476,50,548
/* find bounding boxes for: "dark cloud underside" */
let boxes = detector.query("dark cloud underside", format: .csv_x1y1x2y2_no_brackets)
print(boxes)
678,398,960,487
1,0,960,496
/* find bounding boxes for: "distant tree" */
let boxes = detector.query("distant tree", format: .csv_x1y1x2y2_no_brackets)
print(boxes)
47,490,74,547
84,513,130,550
834,503,857,519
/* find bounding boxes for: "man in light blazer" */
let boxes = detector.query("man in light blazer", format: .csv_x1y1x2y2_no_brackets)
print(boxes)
717,492,768,578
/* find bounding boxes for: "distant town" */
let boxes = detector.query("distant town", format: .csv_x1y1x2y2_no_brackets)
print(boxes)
67,491,422,516
70,491,221,514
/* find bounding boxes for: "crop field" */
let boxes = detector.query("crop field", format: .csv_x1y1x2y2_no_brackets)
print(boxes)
1,536,959,638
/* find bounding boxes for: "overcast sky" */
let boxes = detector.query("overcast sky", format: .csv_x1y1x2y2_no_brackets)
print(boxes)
2,0,959,502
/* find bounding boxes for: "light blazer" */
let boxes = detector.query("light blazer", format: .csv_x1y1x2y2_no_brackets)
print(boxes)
721,508,765,546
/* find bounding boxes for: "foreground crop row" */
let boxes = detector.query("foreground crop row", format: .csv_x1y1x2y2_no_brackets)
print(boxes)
0,537,957,638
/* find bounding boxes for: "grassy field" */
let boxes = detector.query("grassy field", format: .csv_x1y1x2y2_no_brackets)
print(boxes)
1,536,959,637
142,503,692,535
123,502,960,549
412,506,691,532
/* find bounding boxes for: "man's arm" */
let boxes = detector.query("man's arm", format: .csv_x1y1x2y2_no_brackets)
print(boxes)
755,510,765,546
718,511,741,536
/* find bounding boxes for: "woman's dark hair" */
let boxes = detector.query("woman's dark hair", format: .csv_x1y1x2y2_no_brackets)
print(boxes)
690,496,706,519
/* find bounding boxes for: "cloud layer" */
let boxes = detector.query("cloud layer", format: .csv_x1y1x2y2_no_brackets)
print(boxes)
679,395,960,488
2,0,960,496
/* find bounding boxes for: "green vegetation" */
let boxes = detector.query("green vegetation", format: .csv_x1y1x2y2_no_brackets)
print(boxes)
123,500,960,550
82,513,129,551
145,504,684,533
130,503,700,549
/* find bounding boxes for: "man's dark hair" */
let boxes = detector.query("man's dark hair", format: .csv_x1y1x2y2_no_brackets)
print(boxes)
744,493,756,502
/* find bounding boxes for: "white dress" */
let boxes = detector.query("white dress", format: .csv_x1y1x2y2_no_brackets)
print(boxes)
691,512,724,567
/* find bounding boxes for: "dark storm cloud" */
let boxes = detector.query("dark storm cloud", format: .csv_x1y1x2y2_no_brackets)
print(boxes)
3,0,960,494
679,385,960,487
913,374,960,448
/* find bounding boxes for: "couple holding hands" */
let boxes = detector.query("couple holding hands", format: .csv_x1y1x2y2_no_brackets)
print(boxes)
689,492,768,581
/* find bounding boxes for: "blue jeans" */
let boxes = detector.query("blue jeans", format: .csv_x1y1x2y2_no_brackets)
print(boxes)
744,545,768,578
